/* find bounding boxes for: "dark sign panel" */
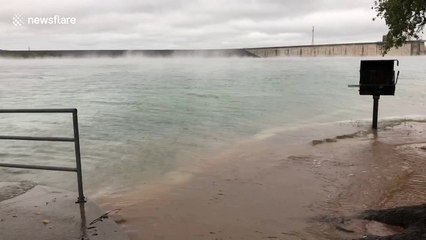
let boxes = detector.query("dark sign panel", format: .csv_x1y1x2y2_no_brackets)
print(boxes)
359,60,398,95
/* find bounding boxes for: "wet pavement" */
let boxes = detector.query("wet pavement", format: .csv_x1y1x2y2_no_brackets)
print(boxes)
0,182,129,240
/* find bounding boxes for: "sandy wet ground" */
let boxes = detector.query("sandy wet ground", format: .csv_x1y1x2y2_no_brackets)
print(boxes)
0,184,129,240
99,121,426,240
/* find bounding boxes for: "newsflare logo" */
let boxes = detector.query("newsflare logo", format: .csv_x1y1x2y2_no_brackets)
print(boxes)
12,14,77,27
12,14,25,26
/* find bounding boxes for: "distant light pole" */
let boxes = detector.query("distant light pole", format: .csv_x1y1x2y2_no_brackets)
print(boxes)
312,26,315,45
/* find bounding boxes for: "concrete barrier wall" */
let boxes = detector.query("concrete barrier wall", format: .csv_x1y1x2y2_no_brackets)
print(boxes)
245,41,426,57
2,41,424,58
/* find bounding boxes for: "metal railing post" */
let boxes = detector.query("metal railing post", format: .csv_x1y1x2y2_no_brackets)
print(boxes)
0,108,86,204
72,109,86,203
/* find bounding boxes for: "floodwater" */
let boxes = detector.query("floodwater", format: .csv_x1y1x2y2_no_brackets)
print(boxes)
0,56,425,193
0,56,425,239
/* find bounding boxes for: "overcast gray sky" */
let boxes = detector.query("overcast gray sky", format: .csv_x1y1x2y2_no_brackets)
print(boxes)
0,0,392,50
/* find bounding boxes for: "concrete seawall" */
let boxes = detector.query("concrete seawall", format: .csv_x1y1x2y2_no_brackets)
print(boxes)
1,41,425,58
244,41,426,57
0,49,257,58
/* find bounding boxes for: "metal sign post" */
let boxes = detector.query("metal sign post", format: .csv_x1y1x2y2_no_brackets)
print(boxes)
372,95,380,129
349,60,399,130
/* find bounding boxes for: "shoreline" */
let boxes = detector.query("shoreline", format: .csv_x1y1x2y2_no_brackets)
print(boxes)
97,119,426,239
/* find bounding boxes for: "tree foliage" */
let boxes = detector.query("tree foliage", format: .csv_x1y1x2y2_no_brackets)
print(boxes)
373,0,426,54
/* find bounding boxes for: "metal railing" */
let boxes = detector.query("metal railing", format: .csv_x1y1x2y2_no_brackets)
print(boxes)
0,108,86,203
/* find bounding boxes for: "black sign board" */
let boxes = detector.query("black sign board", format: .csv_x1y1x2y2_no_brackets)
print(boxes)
359,60,398,95
349,59,400,129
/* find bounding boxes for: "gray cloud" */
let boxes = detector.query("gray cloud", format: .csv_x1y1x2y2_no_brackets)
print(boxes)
0,0,393,50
